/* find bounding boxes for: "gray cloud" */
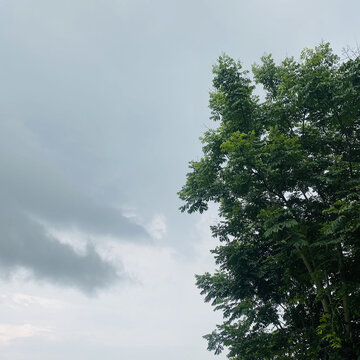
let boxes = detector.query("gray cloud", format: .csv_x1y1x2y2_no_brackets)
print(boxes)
0,207,120,294
0,118,147,291
0,0,359,293
1,119,148,239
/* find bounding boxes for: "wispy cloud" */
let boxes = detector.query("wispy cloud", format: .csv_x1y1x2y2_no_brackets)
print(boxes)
0,324,51,345
146,214,167,240
0,293,66,310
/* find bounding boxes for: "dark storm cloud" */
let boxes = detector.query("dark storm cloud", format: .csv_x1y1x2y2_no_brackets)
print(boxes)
0,207,120,294
0,119,147,291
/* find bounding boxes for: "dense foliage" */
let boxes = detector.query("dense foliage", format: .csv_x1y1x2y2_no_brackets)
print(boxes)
179,43,360,359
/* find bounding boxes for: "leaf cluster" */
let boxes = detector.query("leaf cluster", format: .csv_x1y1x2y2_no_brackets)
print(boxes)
179,43,360,359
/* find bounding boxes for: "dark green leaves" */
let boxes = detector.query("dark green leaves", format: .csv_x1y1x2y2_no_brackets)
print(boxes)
179,43,360,359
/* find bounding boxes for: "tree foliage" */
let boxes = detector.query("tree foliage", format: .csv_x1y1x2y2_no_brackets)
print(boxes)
179,43,360,359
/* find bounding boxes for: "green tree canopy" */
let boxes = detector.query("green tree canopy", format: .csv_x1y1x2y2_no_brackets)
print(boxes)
179,43,360,359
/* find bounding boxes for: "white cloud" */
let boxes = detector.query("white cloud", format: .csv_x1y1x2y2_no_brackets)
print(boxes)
87,213,223,350
0,324,51,345
0,293,65,310
44,227,88,256
146,214,167,240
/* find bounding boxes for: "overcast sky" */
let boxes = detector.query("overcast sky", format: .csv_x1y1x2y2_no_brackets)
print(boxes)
0,1,359,359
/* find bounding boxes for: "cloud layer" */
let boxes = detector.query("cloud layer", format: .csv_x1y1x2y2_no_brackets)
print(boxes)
0,119,147,292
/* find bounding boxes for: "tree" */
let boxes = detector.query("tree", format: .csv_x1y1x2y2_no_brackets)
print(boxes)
178,43,360,359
